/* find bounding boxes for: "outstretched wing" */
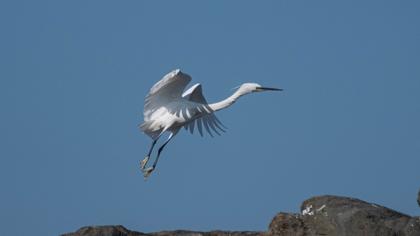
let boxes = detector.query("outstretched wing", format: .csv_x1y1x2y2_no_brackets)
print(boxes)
143,69,191,121
182,83,207,103
182,83,226,137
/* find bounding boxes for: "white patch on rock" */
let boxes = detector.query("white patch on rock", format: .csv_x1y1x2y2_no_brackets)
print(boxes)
302,205,314,216
316,204,326,212
316,204,328,216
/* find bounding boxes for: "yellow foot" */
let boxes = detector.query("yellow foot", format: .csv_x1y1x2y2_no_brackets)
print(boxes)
140,156,150,170
143,167,154,179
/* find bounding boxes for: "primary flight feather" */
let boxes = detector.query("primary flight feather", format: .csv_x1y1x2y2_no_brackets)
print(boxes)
139,69,282,179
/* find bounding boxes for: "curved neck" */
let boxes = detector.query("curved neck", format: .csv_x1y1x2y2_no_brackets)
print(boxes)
208,88,247,112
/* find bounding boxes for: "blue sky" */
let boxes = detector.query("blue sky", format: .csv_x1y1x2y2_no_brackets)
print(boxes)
1,1,420,235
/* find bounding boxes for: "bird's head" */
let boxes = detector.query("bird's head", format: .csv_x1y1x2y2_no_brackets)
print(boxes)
238,83,283,95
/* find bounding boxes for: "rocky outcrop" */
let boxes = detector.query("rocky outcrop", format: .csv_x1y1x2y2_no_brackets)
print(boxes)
63,195,420,236
62,225,147,236
62,226,262,236
150,231,261,236
268,195,420,236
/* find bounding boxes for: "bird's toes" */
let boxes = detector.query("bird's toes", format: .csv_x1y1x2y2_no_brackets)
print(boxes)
140,156,150,170
143,167,154,179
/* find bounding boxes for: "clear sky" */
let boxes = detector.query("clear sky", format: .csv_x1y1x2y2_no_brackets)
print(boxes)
1,1,420,235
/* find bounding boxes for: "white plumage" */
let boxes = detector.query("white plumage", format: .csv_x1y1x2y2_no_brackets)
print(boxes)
139,69,282,178
141,69,225,139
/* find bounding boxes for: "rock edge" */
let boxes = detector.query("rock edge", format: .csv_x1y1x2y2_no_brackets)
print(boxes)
62,194,420,236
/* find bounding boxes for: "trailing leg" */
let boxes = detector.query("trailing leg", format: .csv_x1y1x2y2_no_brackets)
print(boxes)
140,139,157,170
143,129,179,179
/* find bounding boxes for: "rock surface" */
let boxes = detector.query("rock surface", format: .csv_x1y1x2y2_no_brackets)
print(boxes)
62,195,420,236
62,226,261,236
62,225,147,236
418,188,420,207
268,195,420,236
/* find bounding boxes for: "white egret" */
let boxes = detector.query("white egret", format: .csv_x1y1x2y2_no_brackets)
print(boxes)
139,69,282,178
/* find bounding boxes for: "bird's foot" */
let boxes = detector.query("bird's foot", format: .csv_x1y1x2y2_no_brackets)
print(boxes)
143,167,154,179
140,156,150,170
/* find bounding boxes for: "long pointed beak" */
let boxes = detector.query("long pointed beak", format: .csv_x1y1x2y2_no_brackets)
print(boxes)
258,87,283,91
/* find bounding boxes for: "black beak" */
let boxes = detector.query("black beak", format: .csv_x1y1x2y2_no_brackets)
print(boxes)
258,87,283,91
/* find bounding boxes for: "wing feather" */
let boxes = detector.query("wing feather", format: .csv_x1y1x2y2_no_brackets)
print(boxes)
181,84,227,137
210,115,225,132
196,118,203,137
204,116,221,136
202,116,214,137
188,120,195,134
144,69,191,121
182,83,207,103
213,115,227,129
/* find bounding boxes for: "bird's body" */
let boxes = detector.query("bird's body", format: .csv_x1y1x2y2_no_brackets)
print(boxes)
139,69,281,178
141,99,194,137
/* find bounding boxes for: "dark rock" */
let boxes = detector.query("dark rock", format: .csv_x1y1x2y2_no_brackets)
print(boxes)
61,225,148,236
62,226,262,236
150,230,262,236
268,195,420,236
268,213,306,236
62,194,420,236
418,189,420,207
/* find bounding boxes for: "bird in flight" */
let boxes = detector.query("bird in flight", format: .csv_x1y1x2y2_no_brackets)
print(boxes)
139,69,282,179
